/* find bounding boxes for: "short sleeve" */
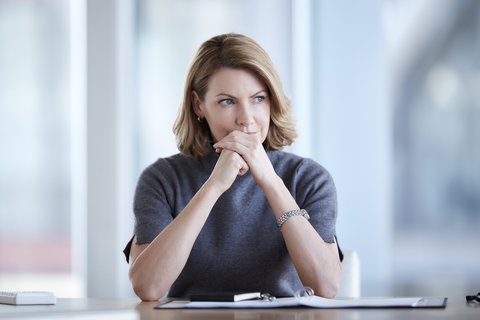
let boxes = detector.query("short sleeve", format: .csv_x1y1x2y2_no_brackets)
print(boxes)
123,159,178,262
124,160,177,263
291,159,337,242
285,158,337,241
292,159,343,261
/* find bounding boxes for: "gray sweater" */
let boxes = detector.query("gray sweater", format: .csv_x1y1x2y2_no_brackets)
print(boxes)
124,149,341,298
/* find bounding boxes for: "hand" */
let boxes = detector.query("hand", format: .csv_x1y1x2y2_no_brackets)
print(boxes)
213,131,276,187
208,148,249,193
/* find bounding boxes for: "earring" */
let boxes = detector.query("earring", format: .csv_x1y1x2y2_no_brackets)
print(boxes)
197,117,203,122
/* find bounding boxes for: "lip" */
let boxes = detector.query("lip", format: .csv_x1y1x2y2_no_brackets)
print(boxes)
245,131,257,135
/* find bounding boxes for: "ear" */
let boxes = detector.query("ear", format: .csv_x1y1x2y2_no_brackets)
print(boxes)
191,90,204,118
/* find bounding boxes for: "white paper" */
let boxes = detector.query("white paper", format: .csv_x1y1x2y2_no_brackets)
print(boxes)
300,296,421,308
158,301,191,309
157,296,422,309
186,297,298,308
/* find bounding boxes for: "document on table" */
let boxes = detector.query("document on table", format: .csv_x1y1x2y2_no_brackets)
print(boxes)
156,296,446,309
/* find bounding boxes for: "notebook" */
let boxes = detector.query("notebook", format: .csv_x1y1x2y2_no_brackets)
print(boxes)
157,296,447,309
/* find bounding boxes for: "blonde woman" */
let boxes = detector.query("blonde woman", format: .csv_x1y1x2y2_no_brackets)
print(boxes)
124,33,343,301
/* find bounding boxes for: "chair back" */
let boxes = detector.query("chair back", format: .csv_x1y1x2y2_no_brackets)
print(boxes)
336,249,361,298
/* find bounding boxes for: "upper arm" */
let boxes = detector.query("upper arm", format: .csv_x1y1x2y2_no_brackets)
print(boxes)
133,161,176,248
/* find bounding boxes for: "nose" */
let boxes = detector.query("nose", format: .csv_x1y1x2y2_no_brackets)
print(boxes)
237,104,254,127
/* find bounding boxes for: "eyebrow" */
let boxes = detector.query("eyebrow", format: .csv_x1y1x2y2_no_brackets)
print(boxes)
215,90,267,99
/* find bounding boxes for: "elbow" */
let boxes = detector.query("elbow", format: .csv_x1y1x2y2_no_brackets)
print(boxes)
312,281,340,299
313,266,343,299
130,269,167,301
131,279,167,301
317,284,339,299
135,290,165,302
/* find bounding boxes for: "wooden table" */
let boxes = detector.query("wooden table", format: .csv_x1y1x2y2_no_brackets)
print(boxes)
1,297,479,319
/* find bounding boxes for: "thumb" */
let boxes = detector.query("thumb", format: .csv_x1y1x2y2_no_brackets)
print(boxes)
237,157,249,176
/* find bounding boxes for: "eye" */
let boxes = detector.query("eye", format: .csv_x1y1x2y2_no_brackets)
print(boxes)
253,96,265,103
219,99,234,106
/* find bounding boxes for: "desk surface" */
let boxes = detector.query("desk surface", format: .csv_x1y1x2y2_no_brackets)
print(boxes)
0,297,479,319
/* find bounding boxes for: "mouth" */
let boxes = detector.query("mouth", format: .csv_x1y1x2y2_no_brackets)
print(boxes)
245,131,257,135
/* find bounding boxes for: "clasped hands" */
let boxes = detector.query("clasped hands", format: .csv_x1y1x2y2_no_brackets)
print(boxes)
210,130,275,192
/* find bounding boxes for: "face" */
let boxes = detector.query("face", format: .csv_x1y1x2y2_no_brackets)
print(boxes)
192,68,271,144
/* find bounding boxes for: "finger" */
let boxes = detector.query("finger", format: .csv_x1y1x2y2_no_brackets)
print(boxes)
215,140,260,161
219,149,249,174
214,131,258,149
214,136,253,156
237,157,249,176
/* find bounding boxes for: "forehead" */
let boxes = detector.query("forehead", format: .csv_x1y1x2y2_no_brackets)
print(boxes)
206,68,267,95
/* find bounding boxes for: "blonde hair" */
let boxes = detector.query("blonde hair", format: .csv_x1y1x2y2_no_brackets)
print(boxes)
173,33,297,162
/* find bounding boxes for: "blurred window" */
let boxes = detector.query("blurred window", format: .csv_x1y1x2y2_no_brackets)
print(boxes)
0,0,82,297
392,0,480,295
134,0,292,173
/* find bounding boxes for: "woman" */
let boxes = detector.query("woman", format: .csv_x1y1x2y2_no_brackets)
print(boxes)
124,33,343,301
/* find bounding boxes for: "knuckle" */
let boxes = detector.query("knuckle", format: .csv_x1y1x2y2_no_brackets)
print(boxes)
228,151,239,161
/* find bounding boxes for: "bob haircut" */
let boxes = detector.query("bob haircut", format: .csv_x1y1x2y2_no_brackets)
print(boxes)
173,33,297,162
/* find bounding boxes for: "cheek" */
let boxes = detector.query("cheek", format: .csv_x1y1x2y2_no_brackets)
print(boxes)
209,116,231,130
207,119,231,141
261,106,271,127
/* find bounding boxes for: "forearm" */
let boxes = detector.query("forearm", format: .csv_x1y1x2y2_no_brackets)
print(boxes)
129,150,248,300
261,176,343,298
129,180,222,300
281,220,343,298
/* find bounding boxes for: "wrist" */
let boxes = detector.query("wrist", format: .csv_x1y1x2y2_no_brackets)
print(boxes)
203,176,228,197
257,173,283,192
256,170,281,190
277,209,310,230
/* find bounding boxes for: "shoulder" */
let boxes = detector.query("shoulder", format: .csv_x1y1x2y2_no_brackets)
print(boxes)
142,153,196,175
269,151,336,198
268,151,331,178
137,153,198,186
